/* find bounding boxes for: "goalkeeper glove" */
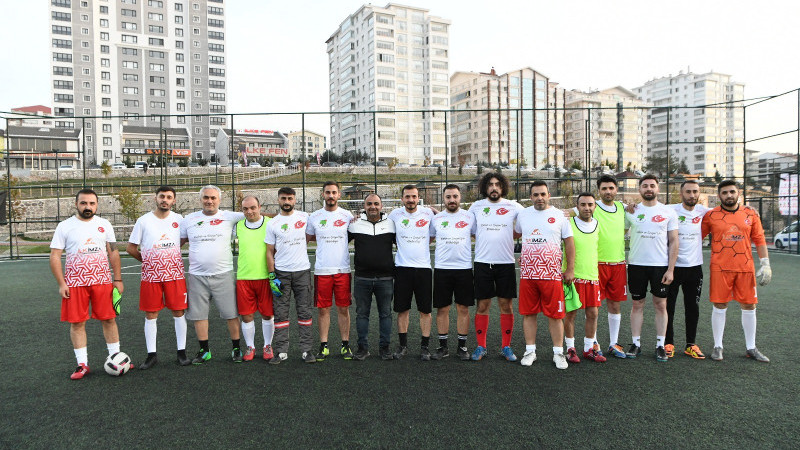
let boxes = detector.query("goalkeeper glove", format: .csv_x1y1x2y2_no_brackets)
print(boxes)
756,258,771,286
268,272,283,297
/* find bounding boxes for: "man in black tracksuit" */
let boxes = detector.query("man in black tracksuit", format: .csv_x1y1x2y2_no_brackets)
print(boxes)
348,194,396,360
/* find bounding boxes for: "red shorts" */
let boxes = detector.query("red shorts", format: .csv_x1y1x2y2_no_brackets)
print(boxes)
709,271,758,305
519,279,566,319
315,273,352,308
236,279,274,316
599,263,628,302
61,283,115,323
140,279,188,312
575,279,601,309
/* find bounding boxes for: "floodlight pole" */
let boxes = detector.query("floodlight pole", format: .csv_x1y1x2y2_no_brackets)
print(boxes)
373,111,377,193
796,89,799,255
666,108,671,204
5,117,13,259
302,113,306,212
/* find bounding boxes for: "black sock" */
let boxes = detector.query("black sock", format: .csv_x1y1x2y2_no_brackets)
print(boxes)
147,351,156,357
199,340,209,352
421,336,430,347
177,349,186,357
232,339,240,349
321,341,328,348
341,340,349,347
439,334,448,348
458,334,467,349
399,333,408,347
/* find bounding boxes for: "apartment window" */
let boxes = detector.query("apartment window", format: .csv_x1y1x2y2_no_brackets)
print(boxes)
175,3,183,11
82,68,90,75
208,31,224,40
209,80,225,89
193,28,200,35
52,25,71,35
123,100,139,107
150,89,166,97
176,53,184,61
193,53,200,60
99,19,108,28
52,11,71,21
209,56,224,64
176,90,185,98
209,105,225,113
176,66,184,73
52,0,71,7
150,63,165,71
149,38,164,46
81,28,89,35
209,92,225,101
122,73,138,81
148,0,163,7
80,54,89,62
121,9,136,17
193,40,200,48
177,103,186,111
193,15,200,23
53,80,73,90
100,58,110,67
209,43,224,52
81,41,89,48
149,76,165,83
122,61,138,69
150,101,166,108
149,50,165,59
176,40,184,49
52,38,72,49
121,35,137,43
101,111,111,119
99,5,107,13
194,127,202,134
194,65,201,73
148,13,164,21
52,52,72,62
100,45,109,53
103,137,112,146
208,19,223,27
82,81,90,88
101,85,111,93
122,47,138,55
149,25,164,34
194,140,203,147
175,16,183,24
83,108,91,115
194,90,201,98
53,66,72,76
209,68,225,76
123,87,139,94
100,32,109,40
54,94,73,103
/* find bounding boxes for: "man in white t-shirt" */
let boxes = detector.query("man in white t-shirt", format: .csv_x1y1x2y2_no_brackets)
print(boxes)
265,186,315,364
624,175,679,362
306,181,355,361
50,189,128,380
468,172,524,362
180,185,245,364
514,181,575,369
388,184,435,360
127,186,190,369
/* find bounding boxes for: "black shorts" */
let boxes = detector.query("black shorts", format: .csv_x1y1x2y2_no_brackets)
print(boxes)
394,267,433,314
627,265,668,300
473,262,517,300
433,269,475,308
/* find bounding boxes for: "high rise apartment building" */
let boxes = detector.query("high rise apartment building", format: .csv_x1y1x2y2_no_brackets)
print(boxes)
326,3,450,165
634,71,744,177
48,0,228,165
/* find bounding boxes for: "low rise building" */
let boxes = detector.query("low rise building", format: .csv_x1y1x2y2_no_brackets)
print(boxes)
214,128,289,164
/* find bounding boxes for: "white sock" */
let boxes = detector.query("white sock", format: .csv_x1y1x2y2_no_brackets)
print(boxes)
632,336,641,347
242,320,256,348
584,337,594,352
608,313,621,346
174,315,187,351
74,347,88,365
656,336,665,348
553,346,564,355
262,317,274,346
564,337,575,349
107,341,120,355
525,344,536,354
144,318,157,353
742,309,757,350
712,307,727,348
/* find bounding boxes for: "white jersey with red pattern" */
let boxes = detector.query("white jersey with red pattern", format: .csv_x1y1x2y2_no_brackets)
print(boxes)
514,206,572,280
50,215,116,287
129,211,185,282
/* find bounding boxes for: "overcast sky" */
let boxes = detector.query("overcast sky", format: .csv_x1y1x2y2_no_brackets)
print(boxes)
1,0,798,153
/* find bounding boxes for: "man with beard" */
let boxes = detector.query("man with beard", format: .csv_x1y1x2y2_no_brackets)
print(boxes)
127,186,190,368
50,189,128,379
180,185,245,364
702,180,771,362
265,187,315,364
430,184,475,360
468,172,524,362
624,175,679,362
306,182,355,360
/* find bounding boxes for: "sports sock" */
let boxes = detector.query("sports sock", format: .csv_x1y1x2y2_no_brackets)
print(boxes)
632,336,641,347
565,337,575,349
742,309,757,350
457,334,467,350
174,315,187,351
399,332,408,347
421,336,429,347
438,334,448,348
107,342,120,355
341,340,349,347
199,339,209,352
608,313,621,346
525,344,536,354
656,336,665,348
231,339,240,349
553,346,564,355
475,314,489,348
321,341,328,348
262,317,274,346
241,320,256,349
144,318,157,353
584,337,594,352
500,313,514,347
711,307,726,348
74,347,88,365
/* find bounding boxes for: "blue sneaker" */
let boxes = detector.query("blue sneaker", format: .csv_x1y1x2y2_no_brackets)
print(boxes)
471,345,487,361
501,346,517,362
607,344,627,359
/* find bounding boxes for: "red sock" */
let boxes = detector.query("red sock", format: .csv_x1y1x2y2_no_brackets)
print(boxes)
501,314,514,348
475,314,489,348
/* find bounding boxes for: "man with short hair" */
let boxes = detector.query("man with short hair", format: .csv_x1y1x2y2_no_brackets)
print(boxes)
50,189,128,379
625,175,679,362
180,185,245,364
388,184,435,360
515,181,575,369
265,187,315,364
127,186,190,369
563,192,607,364
306,181,355,360
235,196,274,362
430,184,475,360
469,172,524,362
349,194,396,361
702,180,771,362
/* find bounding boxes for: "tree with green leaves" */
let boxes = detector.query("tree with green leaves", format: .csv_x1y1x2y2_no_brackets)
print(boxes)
115,187,142,223
100,160,112,177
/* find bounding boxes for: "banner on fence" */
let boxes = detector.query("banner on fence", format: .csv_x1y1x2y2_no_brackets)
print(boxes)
779,174,798,215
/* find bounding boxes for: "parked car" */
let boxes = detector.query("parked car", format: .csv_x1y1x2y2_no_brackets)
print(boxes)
322,161,340,167
248,162,262,167
634,169,646,177
134,161,148,170
288,162,300,169
188,162,199,167
774,221,799,249
396,163,410,168
111,163,127,169
309,163,320,168
58,165,74,171
167,162,178,168
274,162,286,169
342,162,354,167
374,161,387,167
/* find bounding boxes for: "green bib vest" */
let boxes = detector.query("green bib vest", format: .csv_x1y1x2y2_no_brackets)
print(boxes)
569,217,599,281
236,218,269,280
594,201,626,263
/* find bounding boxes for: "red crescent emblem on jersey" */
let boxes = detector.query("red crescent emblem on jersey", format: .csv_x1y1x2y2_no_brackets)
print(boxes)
172,222,179,228
547,217,556,224
98,227,105,233
652,215,666,223
496,208,509,215
333,219,347,227
455,221,468,228
692,216,702,224
744,217,752,226
415,219,429,227
209,219,223,225
295,221,306,229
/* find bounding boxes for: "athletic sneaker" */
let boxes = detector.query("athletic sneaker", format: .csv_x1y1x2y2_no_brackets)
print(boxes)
316,344,330,362
457,347,470,361
192,349,212,365
431,347,449,360
70,363,90,380
710,347,724,361
625,344,641,359
501,346,517,362
746,348,770,363
393,345,408,360
177,350,192,366
340,344,354,360
302,351,317,363
471,346,487,361
242,347,255,362
684,344,706,359
379,347,393,361
553,353,568,370
231,347,243,363
269,352,288,365
353,346,370,361
607,344,627,359
420,346,432,361
583,345,607,363
139,353,158,370
566,347,581,364
520,351,537,366
262,345,274,361
664,344,675,358
655,346,668,362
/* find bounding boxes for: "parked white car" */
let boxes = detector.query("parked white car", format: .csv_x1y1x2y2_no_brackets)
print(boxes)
774,221,799,249
111,163,127,169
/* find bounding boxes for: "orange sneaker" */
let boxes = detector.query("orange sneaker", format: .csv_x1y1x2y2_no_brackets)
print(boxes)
664,344,675,358
684,344,706,359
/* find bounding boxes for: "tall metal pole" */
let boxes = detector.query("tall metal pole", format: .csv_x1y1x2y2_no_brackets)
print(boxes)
796,89,799,254
5,117,13,259
515,109,520,200
742,106,746,204
159,115,165,186
444,110,449,188
666,108,671,204
372,111,377,194
81,117,86,186
230,114,235,209
302,114,306,212
584,114,590,192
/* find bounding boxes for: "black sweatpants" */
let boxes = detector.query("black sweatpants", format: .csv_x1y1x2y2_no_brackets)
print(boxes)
665,265,703,346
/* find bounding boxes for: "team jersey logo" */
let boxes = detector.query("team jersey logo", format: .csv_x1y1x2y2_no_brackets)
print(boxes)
415,219,429,227
481,207,491,216
547,217,556,224
496,208,509,215
678,215,686,223
196,221,204,227
401,218,411,228
692,216,702,224
652,215,666,223
294,221,306,229
636,214,646,223
440,221,449,228
210,219,223,226
722,225,745,242
333,219,347,227
530,229,541,235
172,222,179,228
280,223,289,233
98,226,105,233
455,221,469,228
318,219,328,228
744,217,752,226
